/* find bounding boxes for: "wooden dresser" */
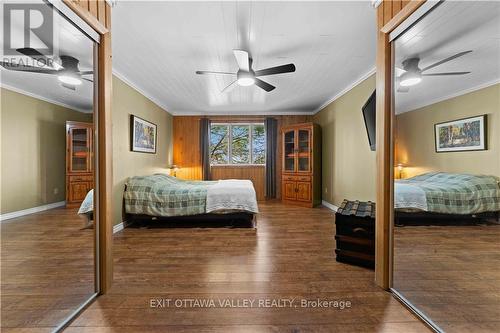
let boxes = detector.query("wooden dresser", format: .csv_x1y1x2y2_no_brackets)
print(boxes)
66,121,94,207
281,122,321,207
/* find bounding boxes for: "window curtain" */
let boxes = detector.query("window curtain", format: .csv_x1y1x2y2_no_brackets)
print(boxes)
200,117,211,180
265,117,278,199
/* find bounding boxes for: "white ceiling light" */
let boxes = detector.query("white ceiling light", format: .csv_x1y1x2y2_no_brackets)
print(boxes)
237,77,255,86
399,71,422,86
236,71,255,87
58,74,82,85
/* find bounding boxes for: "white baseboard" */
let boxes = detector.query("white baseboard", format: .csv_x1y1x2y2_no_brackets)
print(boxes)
322,200,339,212
113,221,126,234
0,201,66,222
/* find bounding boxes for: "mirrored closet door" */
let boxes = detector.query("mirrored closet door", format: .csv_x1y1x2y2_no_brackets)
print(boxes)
1,1,99,330
392,1,500,332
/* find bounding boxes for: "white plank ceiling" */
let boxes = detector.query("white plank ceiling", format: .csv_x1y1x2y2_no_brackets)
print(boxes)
111,1,377,115
395,1,500,114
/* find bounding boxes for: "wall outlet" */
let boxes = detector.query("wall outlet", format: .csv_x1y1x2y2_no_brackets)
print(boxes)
324,187,328,194
53,188,59,195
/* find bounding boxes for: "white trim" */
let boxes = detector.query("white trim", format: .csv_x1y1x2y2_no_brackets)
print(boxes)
113,221,126,234
371,0,383,9
112,69,173,114
0,201,66,222
113,220,131,234
389,0,442,42
105,0,118,7
312,67,376,114
398,79,500,114
168,110,315,116
0,84,90,113
321,200,339,212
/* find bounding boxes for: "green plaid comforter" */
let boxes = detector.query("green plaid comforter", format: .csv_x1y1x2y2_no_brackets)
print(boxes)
398,172,500,215
124,174,216,217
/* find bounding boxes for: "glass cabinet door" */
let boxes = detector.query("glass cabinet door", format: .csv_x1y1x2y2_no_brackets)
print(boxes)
69,127,90,172
298,128,311,172
284,129,296,172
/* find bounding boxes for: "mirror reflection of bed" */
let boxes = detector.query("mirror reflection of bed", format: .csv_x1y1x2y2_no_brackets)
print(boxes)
392,1,500,331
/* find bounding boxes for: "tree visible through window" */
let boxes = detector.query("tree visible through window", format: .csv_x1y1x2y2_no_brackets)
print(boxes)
210,123,266,165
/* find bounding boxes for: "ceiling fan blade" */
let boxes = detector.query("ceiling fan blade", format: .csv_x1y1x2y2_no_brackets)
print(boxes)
233,50,250,71
82,78,93,82
254,78,275,92
254,63,296,77
16,47,53,65
196,70,236,75
61,83,76,91
394,67,406,76
422,72,471,76
221,80,238,93
421,50,472,72
397,86,410,93
0,61,59,74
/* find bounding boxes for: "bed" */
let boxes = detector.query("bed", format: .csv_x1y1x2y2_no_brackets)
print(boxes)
78,189,94,229
395,172,500,225
123,174,258,227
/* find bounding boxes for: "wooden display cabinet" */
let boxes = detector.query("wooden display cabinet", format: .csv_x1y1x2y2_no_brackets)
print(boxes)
281,122,321,207
66,121,94,207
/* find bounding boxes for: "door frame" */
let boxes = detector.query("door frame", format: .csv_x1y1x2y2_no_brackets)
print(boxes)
374,0,427,290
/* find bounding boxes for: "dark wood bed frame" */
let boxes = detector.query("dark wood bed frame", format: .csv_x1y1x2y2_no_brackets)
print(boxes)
121,183,257,229
395,210,500,227
125,212,257,229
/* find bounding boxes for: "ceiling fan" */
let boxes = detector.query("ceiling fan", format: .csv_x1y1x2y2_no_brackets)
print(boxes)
0,47,93,91
396,50,472,93
196,49,296,92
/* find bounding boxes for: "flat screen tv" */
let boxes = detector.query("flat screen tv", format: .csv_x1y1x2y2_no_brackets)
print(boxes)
362,90,376,151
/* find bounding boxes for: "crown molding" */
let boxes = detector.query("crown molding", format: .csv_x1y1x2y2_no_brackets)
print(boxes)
371,0,383,9
397,78,500,114
312,67,376,114
112,69,173,115
0,83,90,113
168,110,315,116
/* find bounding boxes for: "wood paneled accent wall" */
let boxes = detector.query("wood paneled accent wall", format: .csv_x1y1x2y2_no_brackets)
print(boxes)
173,115,312,201
378,1,414,26
63,0,111,32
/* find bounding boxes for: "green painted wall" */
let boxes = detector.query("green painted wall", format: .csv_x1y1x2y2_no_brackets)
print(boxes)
396,83,500,178
1,88,92,213
112,76,173,225
313,75,377,206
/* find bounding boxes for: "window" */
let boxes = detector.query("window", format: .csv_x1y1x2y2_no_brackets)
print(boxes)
210,123,266,165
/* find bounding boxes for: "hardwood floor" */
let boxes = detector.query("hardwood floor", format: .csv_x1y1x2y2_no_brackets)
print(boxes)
1,207,95,331
393,223,500,333
64,201,427,332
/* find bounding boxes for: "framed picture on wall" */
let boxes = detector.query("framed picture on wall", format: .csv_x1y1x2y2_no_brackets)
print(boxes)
130,115,157,153
434,115,487,153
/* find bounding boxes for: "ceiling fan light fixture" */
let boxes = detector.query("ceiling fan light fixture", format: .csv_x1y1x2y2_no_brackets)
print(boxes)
58,74,82,86
399,71,422,87
237,77,255,86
